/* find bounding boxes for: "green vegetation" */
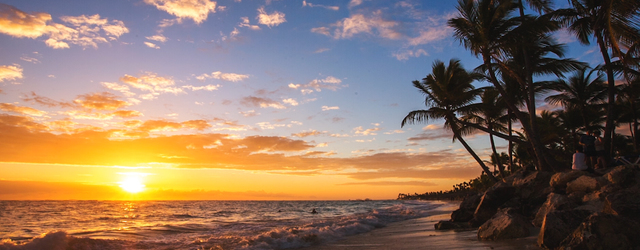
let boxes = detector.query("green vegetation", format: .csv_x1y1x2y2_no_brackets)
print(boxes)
401,0,640,181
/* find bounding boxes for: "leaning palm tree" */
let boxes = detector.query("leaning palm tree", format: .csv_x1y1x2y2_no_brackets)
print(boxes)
464,88,511,177
448,0,557,172
545,66,607,131
401,59,498,182
561,0,640,157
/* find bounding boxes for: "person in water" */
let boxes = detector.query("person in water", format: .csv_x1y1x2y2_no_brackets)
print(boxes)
311,209,317,214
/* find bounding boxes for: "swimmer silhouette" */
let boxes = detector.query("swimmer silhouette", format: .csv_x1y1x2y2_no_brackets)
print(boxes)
311,209,317,214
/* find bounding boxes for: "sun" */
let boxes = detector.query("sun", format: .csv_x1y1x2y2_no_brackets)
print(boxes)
118,173,146,193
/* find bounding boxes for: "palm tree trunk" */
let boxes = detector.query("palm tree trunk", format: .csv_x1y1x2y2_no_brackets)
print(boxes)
482,54,555,172
454,132,499,182
508,110,514,171
597,33,616,162
489,132,506,178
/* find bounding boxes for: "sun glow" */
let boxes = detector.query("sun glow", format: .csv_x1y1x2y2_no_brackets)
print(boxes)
118,173,146,193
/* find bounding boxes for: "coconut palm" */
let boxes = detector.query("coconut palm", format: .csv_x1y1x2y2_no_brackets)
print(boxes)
464,88,511,177
561,0,640,157
545,66,607,131
448,0,557,171
401,59,498,181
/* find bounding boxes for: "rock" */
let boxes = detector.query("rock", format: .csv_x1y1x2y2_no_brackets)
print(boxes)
567,190,586,204
550,171,587,190
451,193,482,222
537,209,592,249
560,213,640,249
478,208,531,241
575,199,604,213
470,182,516,227
604,165,636,186
603,187,640,221
599,183,622,195
566,175,599,194
434,221,470,230
533,193,576,227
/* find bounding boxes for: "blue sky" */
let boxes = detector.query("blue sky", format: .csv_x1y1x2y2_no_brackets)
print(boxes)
0,0,602,200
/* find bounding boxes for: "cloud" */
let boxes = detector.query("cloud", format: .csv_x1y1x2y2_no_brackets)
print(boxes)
383,129,404,135
239,110,259,117
0,103,47,116
74,92,131,111
348,0,363,8
312,11,401,40
393,49,428,61
302,1,339,11
101,82,136,97
289,76,345,94
282,98,298,106
144,41,160,49
0,4,129,49
120,72,185,96
240,96,286,109
0,64,22,82
354,126,380,136
183,84,221,91
339,180,437,186
292,130,325,138
321,106,339,111
314,48,329,53
20,56,40,64
256,7,286,28
239,16,260,30
195,71,249,82
146,34,168,42
144,0,218,24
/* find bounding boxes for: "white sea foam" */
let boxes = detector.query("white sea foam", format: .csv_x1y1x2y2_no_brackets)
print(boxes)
0,200,441,250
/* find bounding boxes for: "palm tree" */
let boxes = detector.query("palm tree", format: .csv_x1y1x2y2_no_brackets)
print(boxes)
561,0,640,158
401,59,498,182
464,88,511,177
448,0,557,172
544,66,607,131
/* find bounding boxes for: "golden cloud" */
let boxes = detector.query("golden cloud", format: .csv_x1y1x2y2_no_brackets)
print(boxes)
0,4,128,49
144,0,218,24
256,7,286,27
0,64,23,82
0,103,47,116
74,92,131,111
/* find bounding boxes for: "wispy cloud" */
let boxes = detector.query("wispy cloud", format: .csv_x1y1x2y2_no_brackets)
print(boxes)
288,76,344,95
321,106,339,111
0,4,129,49
195,71,249,82
0,64,23,82
302,1,339,11
240,96,286,109
256,7,286,27
144,41,160,49
144,0,220,24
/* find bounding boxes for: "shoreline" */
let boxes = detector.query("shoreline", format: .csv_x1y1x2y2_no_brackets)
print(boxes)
305,200,541,250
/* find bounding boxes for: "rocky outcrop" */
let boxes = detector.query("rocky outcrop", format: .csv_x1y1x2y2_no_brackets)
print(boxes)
450,193,481,222
550,171,587,190
604,165,636,186
603,186,640,221
434,221,470,230
537,209,592,249
477,208,531,241
470,182,516,227
566,175,600,194
533,193,576,227
560,213,640,250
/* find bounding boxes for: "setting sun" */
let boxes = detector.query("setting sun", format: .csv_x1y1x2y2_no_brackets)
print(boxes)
118,173,146,193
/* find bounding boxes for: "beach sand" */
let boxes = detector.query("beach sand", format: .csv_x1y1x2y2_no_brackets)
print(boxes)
306,201,541,250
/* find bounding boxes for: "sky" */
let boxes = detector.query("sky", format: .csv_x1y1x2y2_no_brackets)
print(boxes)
0,0,601,200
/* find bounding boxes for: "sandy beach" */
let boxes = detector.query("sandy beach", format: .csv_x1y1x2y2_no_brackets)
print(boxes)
306,201,541,250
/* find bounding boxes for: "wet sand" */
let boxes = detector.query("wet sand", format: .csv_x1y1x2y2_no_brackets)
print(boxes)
306,201,541,250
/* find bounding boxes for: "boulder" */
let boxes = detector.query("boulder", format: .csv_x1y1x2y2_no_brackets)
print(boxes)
509,171,553,215
566,175,599,194
470,182,516,227
477,208,531,241
604,165,636,186
574,199,604,213
560,213,640,249
533,193,576,227
434,221,470,230
451,193,482,222
603,187,640,221
537,209,592,249
550,171,587,190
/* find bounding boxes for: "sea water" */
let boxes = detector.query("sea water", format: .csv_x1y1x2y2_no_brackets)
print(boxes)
0,200,442,250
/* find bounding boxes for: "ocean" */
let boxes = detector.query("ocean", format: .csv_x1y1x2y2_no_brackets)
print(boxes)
0,200,443,250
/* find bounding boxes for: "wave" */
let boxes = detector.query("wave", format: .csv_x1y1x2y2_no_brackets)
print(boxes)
0,231,129,250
